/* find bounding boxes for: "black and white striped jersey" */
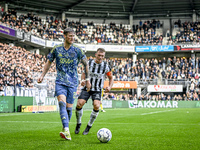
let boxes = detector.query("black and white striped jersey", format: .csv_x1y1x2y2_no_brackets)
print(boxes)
84,59,111,92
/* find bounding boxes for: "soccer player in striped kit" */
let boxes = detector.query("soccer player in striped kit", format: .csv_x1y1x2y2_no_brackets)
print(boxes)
75,48,113,135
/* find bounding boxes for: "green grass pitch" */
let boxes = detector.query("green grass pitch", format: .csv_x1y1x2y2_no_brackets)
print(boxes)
0,108,200,150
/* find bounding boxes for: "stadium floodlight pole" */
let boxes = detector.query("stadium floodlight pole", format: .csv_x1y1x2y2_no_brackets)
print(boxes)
13,66,16,112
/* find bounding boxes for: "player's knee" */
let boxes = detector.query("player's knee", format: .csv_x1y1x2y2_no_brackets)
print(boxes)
66,103,73,108
76,100,85,108
93,103,100,110
57,96,66,103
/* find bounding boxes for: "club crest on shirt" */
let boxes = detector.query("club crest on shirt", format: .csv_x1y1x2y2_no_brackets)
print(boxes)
70,53,75,57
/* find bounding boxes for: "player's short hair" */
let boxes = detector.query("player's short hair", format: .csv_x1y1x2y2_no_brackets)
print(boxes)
64,28,74,35
97,48,106,53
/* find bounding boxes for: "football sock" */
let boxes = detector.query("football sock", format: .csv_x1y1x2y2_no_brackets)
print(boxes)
100,103,103,110
88,109,99,127
76,107,83,124
64,127,69,132
66,107,72,121
59,101,69,128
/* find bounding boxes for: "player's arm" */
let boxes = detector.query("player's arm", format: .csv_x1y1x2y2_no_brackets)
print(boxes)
104,71,113,93
37,60,52,83
80,72,86,86
81,57,91,91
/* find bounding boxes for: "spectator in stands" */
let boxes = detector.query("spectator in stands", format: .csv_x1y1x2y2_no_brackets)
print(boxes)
0,10,164,45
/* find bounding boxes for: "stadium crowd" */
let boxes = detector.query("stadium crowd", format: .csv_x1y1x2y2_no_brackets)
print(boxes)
0,42,56,90
0,9,163,45
168,19,200,45
0,8,199,100
0,42,199,100
70,19,163,45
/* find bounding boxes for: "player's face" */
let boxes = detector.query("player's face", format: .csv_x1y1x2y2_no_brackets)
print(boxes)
95,51,105,64
64,32,75,44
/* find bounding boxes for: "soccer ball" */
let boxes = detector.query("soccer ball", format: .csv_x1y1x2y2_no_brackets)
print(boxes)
97,128,112,143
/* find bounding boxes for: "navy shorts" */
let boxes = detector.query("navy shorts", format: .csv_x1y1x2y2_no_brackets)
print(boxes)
78,89,101,102
55,84,77,104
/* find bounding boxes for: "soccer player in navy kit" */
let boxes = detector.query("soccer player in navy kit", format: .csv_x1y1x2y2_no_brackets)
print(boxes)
38,28,91,140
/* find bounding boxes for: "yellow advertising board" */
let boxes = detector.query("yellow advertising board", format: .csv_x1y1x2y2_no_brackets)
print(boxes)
21,105,57,112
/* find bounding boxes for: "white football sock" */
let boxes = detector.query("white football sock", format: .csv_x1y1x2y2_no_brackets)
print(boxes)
76,108,83,124
88,110,99,127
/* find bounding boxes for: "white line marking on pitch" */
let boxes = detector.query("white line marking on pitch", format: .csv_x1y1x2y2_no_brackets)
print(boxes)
0,121,199,126
141,109,176,115
0,113,42,117
0,121,60,123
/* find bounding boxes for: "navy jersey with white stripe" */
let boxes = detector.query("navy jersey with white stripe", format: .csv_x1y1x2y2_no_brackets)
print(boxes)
85,59,111,91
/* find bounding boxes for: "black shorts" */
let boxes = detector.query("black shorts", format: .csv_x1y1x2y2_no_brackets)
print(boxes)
78,89,101,102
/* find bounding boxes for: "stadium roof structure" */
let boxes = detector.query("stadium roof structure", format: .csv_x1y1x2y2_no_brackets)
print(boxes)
3,0,200,19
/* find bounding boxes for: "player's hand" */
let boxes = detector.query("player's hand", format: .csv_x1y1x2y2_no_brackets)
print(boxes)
86,80,91,92
37,76,44,83
104,87,111,93
81,80,86,86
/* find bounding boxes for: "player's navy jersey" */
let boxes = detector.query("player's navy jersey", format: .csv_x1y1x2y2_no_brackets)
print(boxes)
48,43,86,87
84,59,111,91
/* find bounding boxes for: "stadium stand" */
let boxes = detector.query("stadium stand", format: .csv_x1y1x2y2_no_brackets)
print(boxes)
0,5,199,101
0,9,163,45
0,40,199,101
168,20,200,45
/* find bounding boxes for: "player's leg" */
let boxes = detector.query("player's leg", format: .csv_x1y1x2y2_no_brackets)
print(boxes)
75,99,86,134
57,94,71,140
57,85,75,141
66,86,77,121
75,90,90,134
83,92,101,135
100,89,106,112
100,101,106,112
57,95,69,129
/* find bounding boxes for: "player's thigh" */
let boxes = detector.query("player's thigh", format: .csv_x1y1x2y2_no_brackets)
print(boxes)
55,84,67,102
77,90,90,108
55,84,67,101
91,91,101,109
78,90,90,102
66,86,77,104
91,91,101,101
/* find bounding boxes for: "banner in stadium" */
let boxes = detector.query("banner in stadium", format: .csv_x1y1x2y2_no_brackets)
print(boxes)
0,24,15,37
104,81,137,89
24,33,31,41
102,100,112,108
135,45,174,52
45,42,134,52
174,44,200,51
85,45,134,52
147,85,183,92
46,40,62,47
128,100,178,108
3,86,48,97
21,105,57,112
16,30,23,39
31,35,46,46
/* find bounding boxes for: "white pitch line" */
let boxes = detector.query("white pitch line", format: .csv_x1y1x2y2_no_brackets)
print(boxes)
0,113,43,117
0,121,60,123
0,121,199,126
141,109,176,115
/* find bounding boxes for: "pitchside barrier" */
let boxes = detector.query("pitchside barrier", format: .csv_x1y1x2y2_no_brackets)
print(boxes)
1,96,200,113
